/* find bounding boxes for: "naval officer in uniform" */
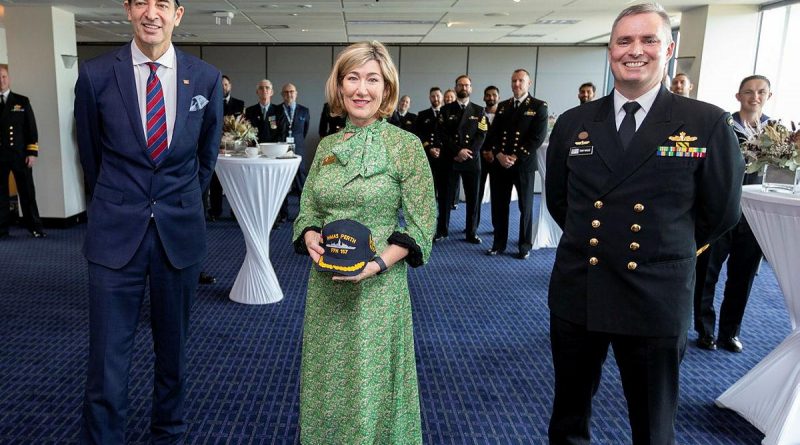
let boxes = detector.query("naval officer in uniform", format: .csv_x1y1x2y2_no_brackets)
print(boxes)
435,75,487,243
483,69,548,259
545,3,744,444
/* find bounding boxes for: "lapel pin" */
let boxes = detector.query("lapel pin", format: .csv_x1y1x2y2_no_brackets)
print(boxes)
183,79,190,85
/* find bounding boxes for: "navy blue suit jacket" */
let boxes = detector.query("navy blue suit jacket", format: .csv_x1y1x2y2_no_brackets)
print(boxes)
75,44,223,270
277,103,310,156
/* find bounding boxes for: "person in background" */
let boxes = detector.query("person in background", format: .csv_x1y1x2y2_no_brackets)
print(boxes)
293,40,435,444
74,0,223,442
477,85,499,230
545,3,743,443
434,75,487,244
388,95,417,132
0,64,45,239
206,74,244,223
443,88,456,105
483,68,548,260
414,87,446,200
244,79,282,144
578,82,596,104
670,72,694,98
693,74,772,353
277,82,310,223
318,102,346,137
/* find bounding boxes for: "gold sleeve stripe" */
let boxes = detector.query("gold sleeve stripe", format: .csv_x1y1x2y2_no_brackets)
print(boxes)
696,244,710,256
317,257,366,272
27,144,39,151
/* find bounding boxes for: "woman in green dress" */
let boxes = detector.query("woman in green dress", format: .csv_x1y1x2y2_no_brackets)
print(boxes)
292,41,436,444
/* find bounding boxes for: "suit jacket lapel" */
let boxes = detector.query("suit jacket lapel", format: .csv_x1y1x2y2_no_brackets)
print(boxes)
170,49,194,153
113,45,148,151
599,87,684,196
585,95,621,175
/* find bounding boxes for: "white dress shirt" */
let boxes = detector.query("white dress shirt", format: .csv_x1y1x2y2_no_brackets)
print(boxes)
131,41,177,148
613,83,660,132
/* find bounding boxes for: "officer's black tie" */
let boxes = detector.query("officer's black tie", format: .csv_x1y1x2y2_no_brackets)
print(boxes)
513,99,519,110
619,101,641,150
0,94,5,110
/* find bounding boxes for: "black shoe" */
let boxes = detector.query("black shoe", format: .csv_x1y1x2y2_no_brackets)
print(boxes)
516,251,530,260
696,335,717,351
719,336,743,353
466,236,482,244
199,272,216,285
433,234,448,243
30,230,47,238
486,248,503,256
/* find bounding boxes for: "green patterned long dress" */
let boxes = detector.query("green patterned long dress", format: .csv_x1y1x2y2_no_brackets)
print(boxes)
292,118,436,444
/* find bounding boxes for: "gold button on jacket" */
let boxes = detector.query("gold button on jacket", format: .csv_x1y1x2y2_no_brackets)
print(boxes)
629,242,640,251
630,224,641,233
634,203,645,213
594,201,603,209
591,220,601,228
589,238,599,247
627,261,638,270
589,257,599,266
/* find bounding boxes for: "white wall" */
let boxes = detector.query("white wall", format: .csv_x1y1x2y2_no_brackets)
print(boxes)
681,5,760,112
536,47,608,116
0,28,7,64
7,6,84,219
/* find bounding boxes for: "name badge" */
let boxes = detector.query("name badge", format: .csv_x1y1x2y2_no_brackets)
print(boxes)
569,146,594,156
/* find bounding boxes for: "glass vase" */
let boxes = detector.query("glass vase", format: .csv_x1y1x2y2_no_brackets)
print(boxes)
761,164,800,194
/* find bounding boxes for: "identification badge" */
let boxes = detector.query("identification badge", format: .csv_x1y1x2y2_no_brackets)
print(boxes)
569,146,594,156
322,155,336,166
286,136,295,144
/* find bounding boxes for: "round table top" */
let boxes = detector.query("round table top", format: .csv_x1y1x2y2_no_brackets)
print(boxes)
742,184,800,207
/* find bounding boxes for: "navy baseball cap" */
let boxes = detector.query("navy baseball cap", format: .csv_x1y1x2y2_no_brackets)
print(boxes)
315,219,377,276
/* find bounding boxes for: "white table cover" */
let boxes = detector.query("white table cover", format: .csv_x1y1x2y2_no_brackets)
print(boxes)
716,185,800,445
215,155,301,305
533,142,562,249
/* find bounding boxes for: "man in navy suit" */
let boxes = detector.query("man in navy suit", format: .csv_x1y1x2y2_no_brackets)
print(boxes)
277,82,309,222
74,0,223,442
546,4,742,443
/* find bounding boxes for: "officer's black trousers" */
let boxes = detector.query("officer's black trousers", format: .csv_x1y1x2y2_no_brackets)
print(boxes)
433,164,452,238
693,214,762,340
446,166,480,239
476,156,491,231
489,155,536,253
0,151,43,235
549,315,686,445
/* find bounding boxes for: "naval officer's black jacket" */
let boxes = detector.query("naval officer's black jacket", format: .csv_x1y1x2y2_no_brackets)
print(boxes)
546,87,744,337
438,101,487,172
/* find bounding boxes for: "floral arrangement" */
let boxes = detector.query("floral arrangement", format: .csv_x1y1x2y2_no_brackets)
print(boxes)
221,115,258,146
740,120,800,174
547,114,558,134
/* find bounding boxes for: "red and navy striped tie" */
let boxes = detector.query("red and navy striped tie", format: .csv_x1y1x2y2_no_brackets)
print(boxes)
145,62,168,163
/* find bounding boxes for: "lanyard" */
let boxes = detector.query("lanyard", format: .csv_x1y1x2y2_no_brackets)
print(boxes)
283,105,295,131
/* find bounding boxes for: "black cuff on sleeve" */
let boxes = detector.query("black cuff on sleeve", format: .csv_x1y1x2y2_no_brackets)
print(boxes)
387,231,424,267
293,226,322,255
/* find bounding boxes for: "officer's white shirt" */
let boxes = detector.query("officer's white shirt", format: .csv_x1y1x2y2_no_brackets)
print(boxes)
613,83,660,132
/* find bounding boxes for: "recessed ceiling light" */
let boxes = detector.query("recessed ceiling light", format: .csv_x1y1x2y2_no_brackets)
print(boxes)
347,20,437,25
535,19,580,24
289,13,299,16
299,4,312,8
513,0,521,3
301,28,309,32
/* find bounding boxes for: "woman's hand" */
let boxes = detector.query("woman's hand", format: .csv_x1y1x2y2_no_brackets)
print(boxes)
332,260,382,283
304,230,325,263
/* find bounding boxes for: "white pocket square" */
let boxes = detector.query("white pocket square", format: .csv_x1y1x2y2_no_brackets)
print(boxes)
189,95,209,112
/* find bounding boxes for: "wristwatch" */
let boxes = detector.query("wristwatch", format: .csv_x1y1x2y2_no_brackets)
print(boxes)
372,256,388,275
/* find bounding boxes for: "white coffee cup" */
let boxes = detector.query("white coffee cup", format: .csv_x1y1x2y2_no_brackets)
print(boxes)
244,146,259,158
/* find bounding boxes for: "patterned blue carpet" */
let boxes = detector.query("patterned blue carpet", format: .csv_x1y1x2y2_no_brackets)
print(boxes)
0,195,789,444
